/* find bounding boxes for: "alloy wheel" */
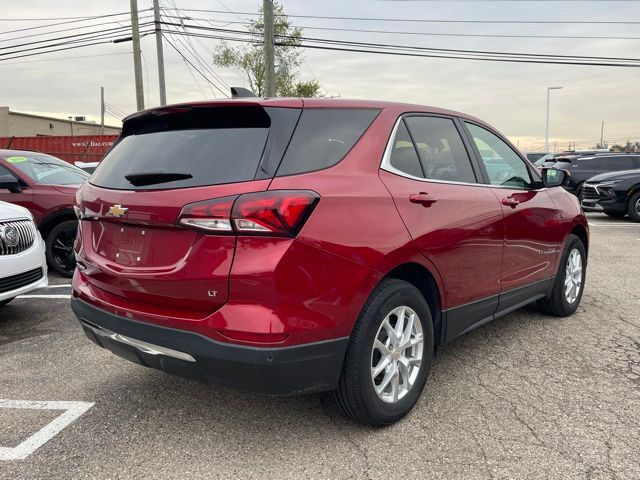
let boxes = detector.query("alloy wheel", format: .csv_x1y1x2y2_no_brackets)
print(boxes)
564,248,583,304
370,306,424,404
51,226,77,275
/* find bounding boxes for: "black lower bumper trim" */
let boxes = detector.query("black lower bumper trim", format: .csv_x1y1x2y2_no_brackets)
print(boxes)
71,298,348,395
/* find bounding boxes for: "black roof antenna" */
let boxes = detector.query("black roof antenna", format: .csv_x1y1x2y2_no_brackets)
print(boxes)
231,87,257,98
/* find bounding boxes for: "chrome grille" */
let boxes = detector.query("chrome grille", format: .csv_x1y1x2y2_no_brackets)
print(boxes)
0,219,37,256
581,185,600,201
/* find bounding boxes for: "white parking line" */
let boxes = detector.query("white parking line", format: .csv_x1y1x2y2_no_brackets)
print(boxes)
43,285,72,289
0,399,94,461
17,295,71,299
588,223,640,227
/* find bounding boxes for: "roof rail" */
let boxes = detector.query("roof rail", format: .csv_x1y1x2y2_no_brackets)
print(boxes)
230,87,257,98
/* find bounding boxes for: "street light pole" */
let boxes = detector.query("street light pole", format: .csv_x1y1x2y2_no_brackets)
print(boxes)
545,86,563,154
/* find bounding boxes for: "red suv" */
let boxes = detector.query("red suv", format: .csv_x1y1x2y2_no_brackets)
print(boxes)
0,150,89,276
71,99,588,426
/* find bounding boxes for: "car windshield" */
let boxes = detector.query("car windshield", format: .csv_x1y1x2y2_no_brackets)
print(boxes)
4,154,89,185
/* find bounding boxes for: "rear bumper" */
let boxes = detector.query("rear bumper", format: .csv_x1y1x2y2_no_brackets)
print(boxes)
71,298,348,395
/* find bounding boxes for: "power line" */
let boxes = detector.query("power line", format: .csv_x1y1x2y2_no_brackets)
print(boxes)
0,11,150,36
160,28,640,68
0,23,151,51
0,25,155,58
174,17,640,42
160,0,230,89
0,31,154,62
293,41,640,68
0,14,129,21
158,21,640,64
162,34,229,97
0,16,154,44
0,51,131,66
104,101,128,117
160,8,640,25
158,2,229,96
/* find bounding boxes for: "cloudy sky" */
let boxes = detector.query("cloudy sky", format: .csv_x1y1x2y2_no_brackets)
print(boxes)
1,0,638,151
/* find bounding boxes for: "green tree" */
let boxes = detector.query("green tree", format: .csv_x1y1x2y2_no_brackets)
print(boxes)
213,2,321,97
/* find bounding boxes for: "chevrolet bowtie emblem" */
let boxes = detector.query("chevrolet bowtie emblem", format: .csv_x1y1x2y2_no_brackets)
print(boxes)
108,204,129,218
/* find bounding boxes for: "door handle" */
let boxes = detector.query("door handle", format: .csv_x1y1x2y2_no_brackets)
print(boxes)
501,196,520,208
409,192,438,206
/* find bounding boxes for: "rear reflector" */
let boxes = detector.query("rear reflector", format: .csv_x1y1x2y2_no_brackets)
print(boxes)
178,190,319,236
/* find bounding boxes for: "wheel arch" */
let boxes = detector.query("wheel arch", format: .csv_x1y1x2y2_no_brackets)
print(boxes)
38,208,77,240
382,262,444,347
570,223,589,256
625,183,640,211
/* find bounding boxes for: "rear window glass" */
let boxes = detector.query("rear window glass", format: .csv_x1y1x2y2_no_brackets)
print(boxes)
91,106,298,190
276,108,380,176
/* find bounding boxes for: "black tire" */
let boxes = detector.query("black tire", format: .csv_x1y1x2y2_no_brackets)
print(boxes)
603,210,626,219
45,220,77,277
627,191,640,223
330,279,434,427
0,298,15,307
537,234,586,317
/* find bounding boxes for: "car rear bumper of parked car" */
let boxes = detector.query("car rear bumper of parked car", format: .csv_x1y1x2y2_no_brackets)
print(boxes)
70,298,349,395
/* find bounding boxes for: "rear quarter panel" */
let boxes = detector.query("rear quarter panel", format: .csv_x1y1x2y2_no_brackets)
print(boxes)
263,107,446,341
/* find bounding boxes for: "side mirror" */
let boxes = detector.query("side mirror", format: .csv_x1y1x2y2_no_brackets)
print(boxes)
0,174,23,193
542,168,569,188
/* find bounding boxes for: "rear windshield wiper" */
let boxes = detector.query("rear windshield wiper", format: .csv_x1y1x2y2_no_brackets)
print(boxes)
124,172,192,187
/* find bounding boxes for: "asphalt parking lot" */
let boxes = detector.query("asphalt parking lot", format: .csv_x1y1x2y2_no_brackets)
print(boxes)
1,212,639,479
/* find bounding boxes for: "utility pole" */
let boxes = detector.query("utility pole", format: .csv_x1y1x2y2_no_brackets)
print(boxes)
263,0,276,97
130,0,145,111
600,121,605,148
153,0,167,105
545,86,563,153
100,86,105,135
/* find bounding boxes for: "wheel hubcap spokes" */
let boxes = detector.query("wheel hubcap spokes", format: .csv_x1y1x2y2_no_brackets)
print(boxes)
52,228,76,273
371,306,424,404
564,249,583,304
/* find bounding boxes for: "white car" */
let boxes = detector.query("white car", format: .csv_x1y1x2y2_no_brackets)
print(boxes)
0,200,48,306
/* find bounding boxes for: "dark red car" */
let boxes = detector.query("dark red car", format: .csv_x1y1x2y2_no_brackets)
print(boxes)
71,98,588,426
0,150,88,276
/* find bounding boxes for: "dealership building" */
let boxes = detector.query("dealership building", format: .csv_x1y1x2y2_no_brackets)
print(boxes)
0,107,121,137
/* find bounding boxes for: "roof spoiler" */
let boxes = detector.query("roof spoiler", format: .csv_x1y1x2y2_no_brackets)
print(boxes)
231,87,257,98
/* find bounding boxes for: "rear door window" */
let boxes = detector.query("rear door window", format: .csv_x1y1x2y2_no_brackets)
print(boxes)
276,109,380,176
91,106,299,190
403,116,477,183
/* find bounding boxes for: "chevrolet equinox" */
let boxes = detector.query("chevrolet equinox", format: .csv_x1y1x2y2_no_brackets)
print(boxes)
71,98,588,426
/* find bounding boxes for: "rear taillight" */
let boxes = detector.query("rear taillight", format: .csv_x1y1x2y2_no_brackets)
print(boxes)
178,195,236,232
178,190,319,237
